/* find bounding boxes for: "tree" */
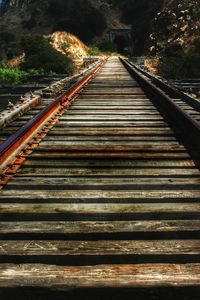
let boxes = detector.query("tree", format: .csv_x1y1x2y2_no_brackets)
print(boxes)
47,0,107,42
158,40,200,79
118,0,163,55
21,35,74,74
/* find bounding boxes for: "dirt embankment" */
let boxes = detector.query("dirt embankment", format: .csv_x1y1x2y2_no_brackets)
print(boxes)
47,32,89,68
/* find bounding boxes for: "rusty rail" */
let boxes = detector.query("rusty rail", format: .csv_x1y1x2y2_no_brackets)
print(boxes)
0,59,106,171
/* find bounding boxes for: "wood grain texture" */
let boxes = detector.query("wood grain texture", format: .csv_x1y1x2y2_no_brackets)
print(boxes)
0,220,200,234
0,240,199,256
0,203,200,214
0,264,200,289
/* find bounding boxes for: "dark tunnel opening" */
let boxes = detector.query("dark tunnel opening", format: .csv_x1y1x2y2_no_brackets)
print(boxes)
114,35,128,54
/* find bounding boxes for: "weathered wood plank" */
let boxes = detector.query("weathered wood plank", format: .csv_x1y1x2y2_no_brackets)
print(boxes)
7,177,200,189
55,121,167,127
37,142,184,148
60,116,164,120
71,105,155,109
18,168,199,177
0,203,200,214
21,113,162,121
48,129,174,136
38,141,181,146
29,152,191,159
49,127,173,132
1,190,200,200
23,159,196,168
35,145,187,151
0,220,199,234
0,240,199,256
0,264,200,288
43,136,177,141
67,111,160,115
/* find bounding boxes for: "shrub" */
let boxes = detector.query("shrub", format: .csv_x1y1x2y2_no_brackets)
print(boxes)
117,0,163,55
0,31,19,61
27,68,45,76
88,45,100,56
0,32,15,44
0,43,5,61
60,42,72,50
22,17,37,30
158,42,200,79
0,67,28,85
98,41,117,53
47,0,107,42
185,52,200,78
21,35,49,56
7,43,23,60
21,35,74,74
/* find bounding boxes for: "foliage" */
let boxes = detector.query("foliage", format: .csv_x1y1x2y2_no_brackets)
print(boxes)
88,41,117,56
88,45,100,56
0,65,56,86
47,0,107,42
117,0,163,55
27,68,45,76
98,41,117,53
0,31,15,44
21,35,74,74
0,67,28,85
0,43,5,61
22,11,38,30
0,31,23,60
21,35,49,56
60,42,72,50
7,43,23,60
158,41,200,79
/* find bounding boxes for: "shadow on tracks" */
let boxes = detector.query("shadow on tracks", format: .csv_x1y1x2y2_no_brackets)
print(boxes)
0,287,200,300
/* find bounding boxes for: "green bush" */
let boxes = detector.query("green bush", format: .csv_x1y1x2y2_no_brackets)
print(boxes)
0,32,15,44
88,45,100,56
0,31,23,61
21,35,74,74
98,41,117,53
0,43,5,61
27,68,45,76
0,67,28,85
186,52,200,78
7,43,23,60
117,0,163,55
60,42,72,50
158,42,200,79
47,0,107,42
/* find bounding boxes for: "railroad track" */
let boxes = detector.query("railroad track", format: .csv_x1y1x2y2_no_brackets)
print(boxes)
171,79,200,97
0,57,200,297
0,74,67,112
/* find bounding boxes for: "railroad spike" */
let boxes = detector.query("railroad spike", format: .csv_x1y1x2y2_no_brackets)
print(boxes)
30,91,35,99
7,100,15,110
20,95,27,103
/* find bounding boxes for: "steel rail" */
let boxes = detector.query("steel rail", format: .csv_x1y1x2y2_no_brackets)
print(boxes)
0,59,106,167
127,59,200,112
121,58,200,150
